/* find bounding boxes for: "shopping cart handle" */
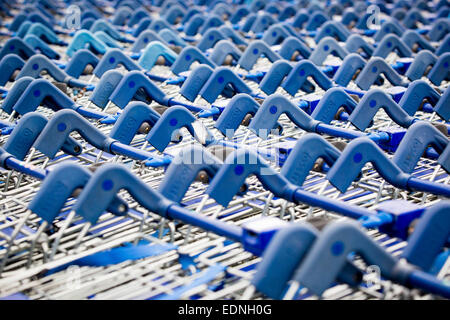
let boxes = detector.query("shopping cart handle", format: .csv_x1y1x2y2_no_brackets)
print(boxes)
182,7,201,25
24,35,59,60
310,37,349,66
8,13,27,32
199,67,252,104
206,148,296,207
90,19,122,41
138,41,178,70
305,11,328,31
402,30,434,52
112,6,132,26
428,52,450,86
229,6,249,24
261,24,289,46
250,13,274,34
28,163,128,224
238,40,281,71
180,64,216,102
74,163,173,224
402,201,450,272
340,10,358,26
159,28,187,47
197,28,226,52
282,60,333,96
374,20,404,42
26,22,62,45
131,29,164,53
249,94,320,139
110,70,170,108
82,9,102,22
398,80,441,116
252,223,318,299
345,34,374,56
133,17,152,38
158,146,222,203
259,60,293,95
0,54,25,86
80,18,95,31
128,8,150,27
404,8,428,29
293,221,415,296
327,137,410,193
393,122,449,174
184,14,206,36
219,25,247,46
4,112,81,160
89,70,124,109
333,53,366,87
171,46,216,75
1,76,34,114
349,89,416,131
278,36,311,60
33,109,113,159
311,87,358,124
94,31,122,49
438,143,450,172
94,49,140,78
405,50,437,81
66,30,107,57
163,4,185,25
0,37,35,60
429,18,450,42
315,21,349,43
281,134,341,187
355,57,406,90
65,49,99,79
109,102,160,145
434,86,450,121
373,34,413,59
16,54,67,83
146,106,214,152
210,40,242,66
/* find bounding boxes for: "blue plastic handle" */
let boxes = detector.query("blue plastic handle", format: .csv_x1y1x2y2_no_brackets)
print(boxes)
305,11,328,31
405,50,437,81
94,48,141,78
112,6,132,26
0,37,35,60
94,31,122,49
109,70,170,108
197,28,226,52
355,57,406,90
128,8,150,27
249,94,320,139
436,33,450,56
402,201,450,272
282,60,332,96
333,53,367,87
89,70,124,109
311,87,358,124
374,20,404,42
179,64,214,102
229,6,249,24
0,54,25,86
349,89,416,131
261,24,289,46
398,80,441,116
66,30,107,57
132,30,164,53
259,60,293,95
184,14,206,36
4,112,81,160
373,34,413,59
314,21,349,43
109,102,160,145
16,54,67,83
237,40,281,71
199,67,252,103
138,41,178,70
278,36,311,60
28,163,128,224
1,76,34,114
250,13,275,34
434,86,450,121
403,8,427,29
26,22,61,45
428,52,450,86
171,45,216,75
199,15,224,35
24,35,59,60
163,4,185,24
90,19,122,41
209,40,242,66
428,18,450,42
133,17,152,37
33,109,114,159
281,134,341,187
402,30,434,52
158,146,222,203
393,122,448,174
218,26,247,46
158,28,187,47
345,34,374,57
65,49,99,79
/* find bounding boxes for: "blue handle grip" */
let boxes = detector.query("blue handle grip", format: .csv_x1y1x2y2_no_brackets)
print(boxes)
65,49,99,79
1,76,34,114
282,60,332,96
305,11,328,31
171,45,216,75
0,54,25,86
402,30,434,52
24,35,59,60
16,54,67,83
0,37,35,60
374,20,404,42
210,40,242,66
373,34,413,59
333,53,366,87
405,50,437,81
90,19,122,41
428,52,450,86
197,28,226,52
345,34,374,56
315,21,349,43
94,48,141,78
131,29,164,53
66,30,107,57
138,41,177,70
26,22,61,45
278,36,311,60
259,60,293,95
237,40,281,71
133,17,152,38
261,24,289,46
434,86,450,121
309,36,349,66
179,64,214,102
311,87,358,124
128,8,150,27
398,80,440,116
89,70,124,109
355,57,406,90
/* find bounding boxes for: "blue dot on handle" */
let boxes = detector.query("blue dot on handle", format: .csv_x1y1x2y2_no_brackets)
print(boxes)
272,31,277,37
387,41,392,48
270,105,277,114
185,54,191,61
129,81,135,88
33,90,40,97
438,25,443,30
9,45,14,51
234,165,244,175
102,180,114,191
324,45,329,51
253,48,259,55
218,76,224,83
331,241,344,256
169,118,178,126
369,99,376,108
372,66,377,73
32,63,39,70
385,27,390,32
353,152,363,163
57,123,67,132
143,37,148,43
109,57,115,63
325,28,331,34
444,62,449,68
209,35,214,41
299,69,305,76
